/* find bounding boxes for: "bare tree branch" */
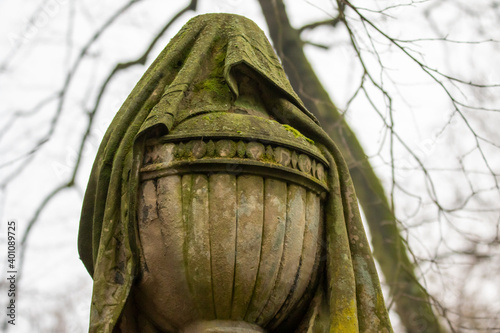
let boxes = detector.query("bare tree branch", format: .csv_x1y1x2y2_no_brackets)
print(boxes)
15,0,198,296
257,0,444,331
341,0,500,190
1,0,142,170
298,17,342,33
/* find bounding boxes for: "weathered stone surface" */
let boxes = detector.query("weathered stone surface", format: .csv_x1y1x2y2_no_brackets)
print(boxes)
232,175,264,319
155,175,194,320
209,174,237,319
215,140,236,157
316,163,325,182
169,113,322,159
257,184,306,326
134,111,331,331
298,154,312,174
191,140,207,159
291,151,298,169
206,140,216,157
135,171,322,331
184,174,215,319
237,141,246,158
176,142,187,158
143,136,329,193
265,145,274,161
138,180,158,224
245,178,287,322
246,142,264,160
268,190,321,330
136,176,195,330
274,147,291,167
183,320,265,333
80,13,392,333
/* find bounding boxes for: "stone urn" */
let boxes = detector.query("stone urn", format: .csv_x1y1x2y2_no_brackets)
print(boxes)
135,110,329,332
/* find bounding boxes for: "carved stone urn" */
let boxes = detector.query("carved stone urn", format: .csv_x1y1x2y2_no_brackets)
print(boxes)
135,110,329,332
78,13,393,333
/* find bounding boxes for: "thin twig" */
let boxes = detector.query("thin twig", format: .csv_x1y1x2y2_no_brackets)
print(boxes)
1,0,142,169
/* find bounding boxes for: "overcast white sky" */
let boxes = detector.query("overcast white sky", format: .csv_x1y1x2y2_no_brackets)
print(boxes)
1,0,499,332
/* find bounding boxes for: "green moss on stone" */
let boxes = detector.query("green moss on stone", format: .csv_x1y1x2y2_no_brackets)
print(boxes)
282,124,315,144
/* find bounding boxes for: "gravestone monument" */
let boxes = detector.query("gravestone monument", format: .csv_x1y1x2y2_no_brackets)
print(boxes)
78,13,393,333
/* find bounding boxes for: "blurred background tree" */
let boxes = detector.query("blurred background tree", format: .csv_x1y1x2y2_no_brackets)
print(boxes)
0,0,499,332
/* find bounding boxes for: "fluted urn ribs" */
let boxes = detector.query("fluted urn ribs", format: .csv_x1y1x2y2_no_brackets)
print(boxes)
136,177,194,331
209,174,237,319
183,174,215,319
244,178,287,323
136,172,325,328
133,112,329,331
232,175,264,319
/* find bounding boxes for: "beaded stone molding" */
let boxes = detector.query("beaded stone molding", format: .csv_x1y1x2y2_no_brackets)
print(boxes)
140,138,329,194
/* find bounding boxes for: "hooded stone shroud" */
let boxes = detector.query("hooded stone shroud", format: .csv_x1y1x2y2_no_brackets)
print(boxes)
78,13,393,333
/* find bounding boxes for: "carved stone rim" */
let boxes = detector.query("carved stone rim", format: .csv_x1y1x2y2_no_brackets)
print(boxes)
148,132,329,166
145,112,329,166
141,139,329,194
140,159,327,195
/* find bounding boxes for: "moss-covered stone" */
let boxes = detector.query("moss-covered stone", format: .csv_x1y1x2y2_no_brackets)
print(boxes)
282,124,315,144
79,13,393,333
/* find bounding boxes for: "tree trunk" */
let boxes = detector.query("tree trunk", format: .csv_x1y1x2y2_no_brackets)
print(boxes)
257,1,443,332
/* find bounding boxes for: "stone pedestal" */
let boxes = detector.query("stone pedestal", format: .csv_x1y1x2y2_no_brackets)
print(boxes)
183,321,265,333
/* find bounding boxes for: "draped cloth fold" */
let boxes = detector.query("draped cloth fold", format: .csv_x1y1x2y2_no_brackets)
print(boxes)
78,13,392,333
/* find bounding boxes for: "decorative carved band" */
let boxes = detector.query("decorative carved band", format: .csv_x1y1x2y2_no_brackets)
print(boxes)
141,139,329,194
